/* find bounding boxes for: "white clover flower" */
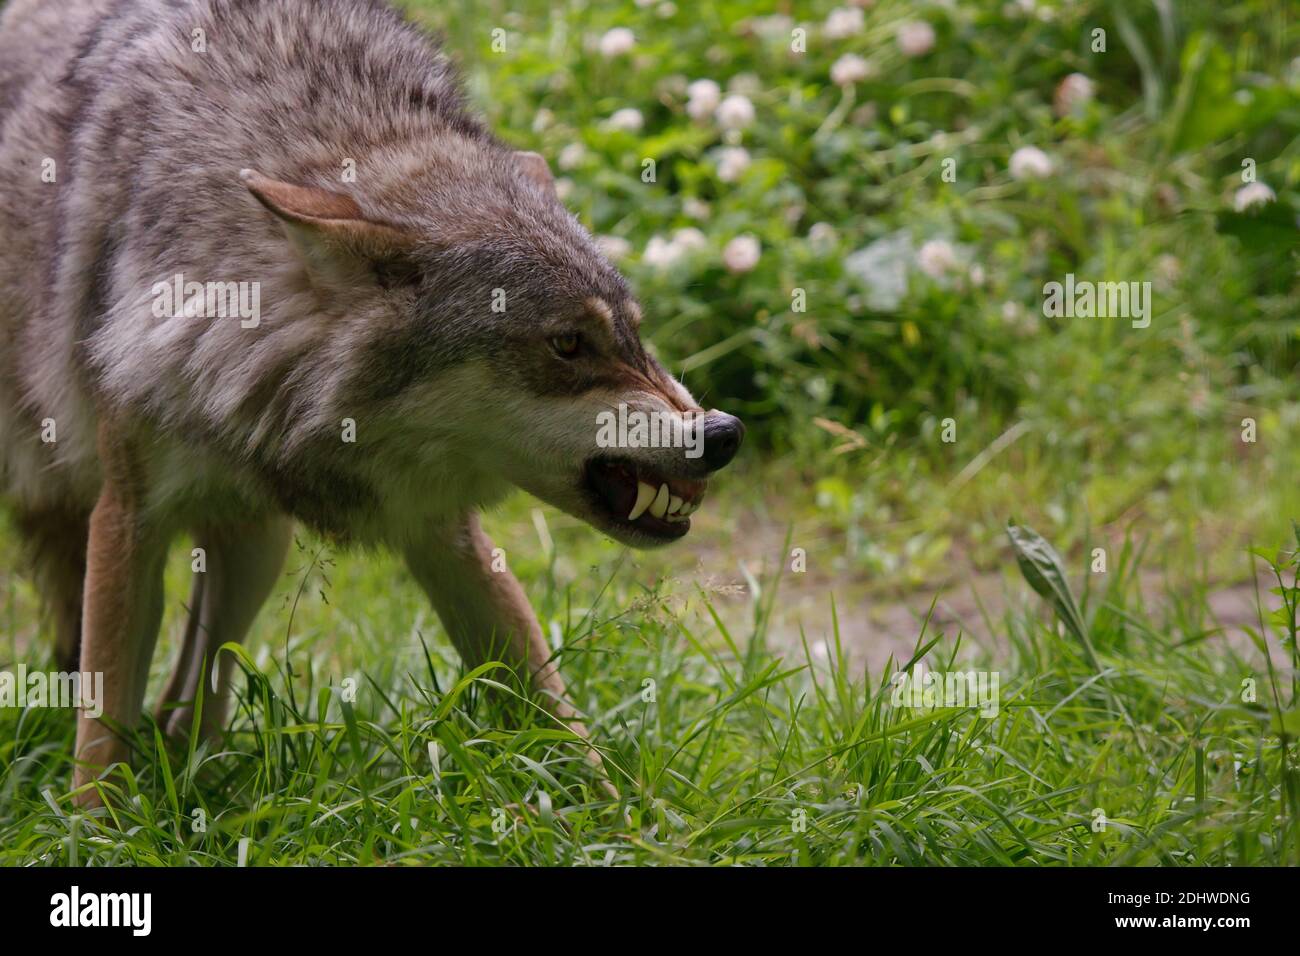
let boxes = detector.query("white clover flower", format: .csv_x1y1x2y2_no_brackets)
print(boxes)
896,21,935,57
722,235,761,273
1234,182,1276,211
715,94,756,130
606,108,644,133
715,146,751,182
1009,145,1053,180
596,236,633,261
642,235,680,268
830,53,874,87
808,222,838,249
598,27,636,58
968,264,986,287
683,197,712,220
751,15,794,40
642,230,707,269
672,227,708,251
557,142,586,170
824,7,865,39
1054,73,1095,116
728,73,763,96
686,78,721,121
531,109,555,133
917,239,959,279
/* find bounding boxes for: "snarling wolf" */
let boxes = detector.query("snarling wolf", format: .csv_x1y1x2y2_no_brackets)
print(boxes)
0,0,743,803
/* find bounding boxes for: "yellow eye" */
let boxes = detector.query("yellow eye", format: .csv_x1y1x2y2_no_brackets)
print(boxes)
551,333,581,357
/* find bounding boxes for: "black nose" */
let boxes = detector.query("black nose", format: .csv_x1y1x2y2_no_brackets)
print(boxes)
701,412,745,471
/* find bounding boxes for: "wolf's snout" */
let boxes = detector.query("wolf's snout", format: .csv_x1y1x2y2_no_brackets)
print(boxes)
701,412,744,471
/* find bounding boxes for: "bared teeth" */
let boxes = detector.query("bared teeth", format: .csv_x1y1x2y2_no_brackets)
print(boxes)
617,468,705,525
648,483,670,519
627,481,657,521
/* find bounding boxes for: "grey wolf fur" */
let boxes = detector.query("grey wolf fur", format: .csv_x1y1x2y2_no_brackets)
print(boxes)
0,0,743,803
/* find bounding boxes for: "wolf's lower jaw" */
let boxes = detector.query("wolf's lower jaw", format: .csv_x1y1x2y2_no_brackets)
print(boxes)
584,456,708,542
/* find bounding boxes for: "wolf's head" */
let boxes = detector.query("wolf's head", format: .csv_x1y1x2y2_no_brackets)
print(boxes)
240,138,742,547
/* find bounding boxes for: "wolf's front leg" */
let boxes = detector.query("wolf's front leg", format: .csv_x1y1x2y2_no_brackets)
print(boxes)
403,513,599,753
73,424,169,806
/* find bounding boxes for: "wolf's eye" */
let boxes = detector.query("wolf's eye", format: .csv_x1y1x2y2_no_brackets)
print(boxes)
551,333,581,357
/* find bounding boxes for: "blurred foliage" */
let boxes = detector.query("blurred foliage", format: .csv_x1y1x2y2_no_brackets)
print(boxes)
403,0,1300,462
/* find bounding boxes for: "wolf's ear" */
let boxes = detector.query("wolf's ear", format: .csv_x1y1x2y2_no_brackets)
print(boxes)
240,168,417,282
514,151,555,195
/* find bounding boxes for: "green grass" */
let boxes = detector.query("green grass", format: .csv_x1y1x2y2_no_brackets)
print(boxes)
1,520,1297,865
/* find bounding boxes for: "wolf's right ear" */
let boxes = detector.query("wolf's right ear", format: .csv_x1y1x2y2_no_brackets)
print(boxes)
240,168,417,282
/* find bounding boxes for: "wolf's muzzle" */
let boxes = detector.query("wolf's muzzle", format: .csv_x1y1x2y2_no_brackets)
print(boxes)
701,412,745,471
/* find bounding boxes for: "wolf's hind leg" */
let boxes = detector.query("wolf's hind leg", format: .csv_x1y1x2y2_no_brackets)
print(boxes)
154,570,207,732
14,507,89,672
155,517,292,742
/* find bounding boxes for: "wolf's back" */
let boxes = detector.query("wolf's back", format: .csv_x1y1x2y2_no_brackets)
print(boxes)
0,0,481,512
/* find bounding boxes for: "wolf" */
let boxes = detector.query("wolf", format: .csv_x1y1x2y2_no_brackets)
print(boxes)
0,0,743,804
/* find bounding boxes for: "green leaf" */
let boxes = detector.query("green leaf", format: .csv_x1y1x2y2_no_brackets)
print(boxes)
1214,201,1299,294
1214,201,1299,256
1168,34,1293,153
1006,523,1088,647
1269,710,1300,737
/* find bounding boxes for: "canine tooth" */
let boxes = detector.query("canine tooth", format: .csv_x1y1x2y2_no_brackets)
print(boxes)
649,483,670,519
668,495,684,514
628,481,656,521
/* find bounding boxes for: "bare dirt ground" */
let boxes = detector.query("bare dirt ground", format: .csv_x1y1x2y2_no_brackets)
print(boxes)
674,522,1289,673
736,571,1282,671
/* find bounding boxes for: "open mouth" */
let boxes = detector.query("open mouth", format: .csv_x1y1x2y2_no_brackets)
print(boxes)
585,457,708,540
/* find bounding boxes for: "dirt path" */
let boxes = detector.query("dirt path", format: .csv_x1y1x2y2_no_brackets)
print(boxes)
679,530,1289,672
